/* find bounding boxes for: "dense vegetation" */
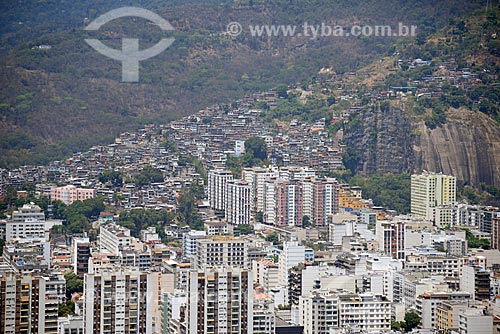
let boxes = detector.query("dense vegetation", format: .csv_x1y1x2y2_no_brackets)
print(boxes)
349,173,411,214
464,229,491,249
386,7,500,124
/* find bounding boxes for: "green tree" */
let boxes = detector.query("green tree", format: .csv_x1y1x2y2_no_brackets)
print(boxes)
244,137,268,161
62,197,105,234
266,232,280,245
276,84,289,99
464,229,491,249
118,209,174,237
349,173,411,214
64,271,83,300
403,311,421,332
51,200,67,219
58,300,75,317
236,224,254,235
177,188,203,230
391,320,404,331
98,170,123,188
134,166,164,188
302,215,311,228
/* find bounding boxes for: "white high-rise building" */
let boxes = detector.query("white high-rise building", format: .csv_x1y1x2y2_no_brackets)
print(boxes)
225,180,251,225
275,180,302,227
299,291,391,334
253,259,280,293
278,240,305,287
459,308,493,334
6,203,46,242
338,293,391,332
253,299,275,334
5,218,45,242
376,221,406,259
160,290,187,334
72,236,91,277
182,230,207,261
208,169,233,211
234,140,245,157
0,271,64,334
299,291,339,334
186,266,253,334
411,172,456,220
263,179,277,225
83,266,160,334
242,167,278,214
10,203,45,222
99,223,131,254
195,236,248,270
416,291,471,329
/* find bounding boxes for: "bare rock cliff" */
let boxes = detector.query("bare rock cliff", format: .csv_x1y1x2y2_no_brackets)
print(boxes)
344,106,500,186
414,108,500,186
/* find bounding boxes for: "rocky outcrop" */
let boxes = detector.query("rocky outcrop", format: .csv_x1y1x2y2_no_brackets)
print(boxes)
343,105,415,175
344,106,500,186
414,108,500,187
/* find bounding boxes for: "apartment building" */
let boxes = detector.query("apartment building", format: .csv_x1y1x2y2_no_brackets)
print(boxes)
416,291,471,329
459,308,493,334
0,271,64,334
99,223,132,254
278,240,306,287
72,236,91,278
83,266,158,334
276,180,303,227
492,214,500,251
160,290,187,334
242,167,278,214
225,180,252,225
311,179,339,226
338,293,391,332
10,203,45,222
460,265,491,301
208,169,233,211
299,291,391,334
253,259,279,293
253,298,275,334
182,230,207,262
376,221,406,259
50,185,96,205
436,300,469,331
299,291,339,334
195,236,248,270
186,266,253,334
6,203,46,242
411,172,456,221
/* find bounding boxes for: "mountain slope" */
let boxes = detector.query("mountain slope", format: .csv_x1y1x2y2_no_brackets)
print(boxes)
0,0,488,167
342,6,500,187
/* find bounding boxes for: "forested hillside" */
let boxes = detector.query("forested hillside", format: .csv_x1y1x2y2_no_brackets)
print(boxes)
0,0,488,167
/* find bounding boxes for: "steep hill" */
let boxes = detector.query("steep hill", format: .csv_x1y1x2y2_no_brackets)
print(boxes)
343,105,500,187
342,6,500,187
0,0,488,167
